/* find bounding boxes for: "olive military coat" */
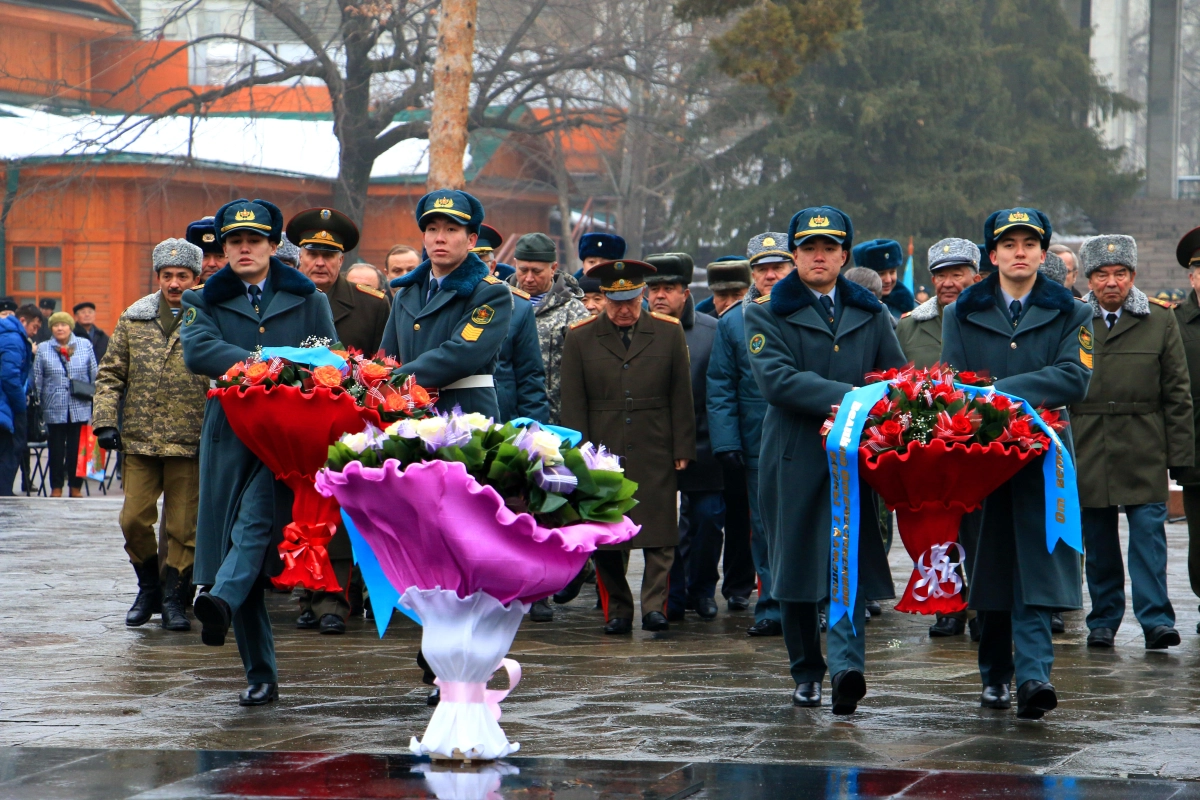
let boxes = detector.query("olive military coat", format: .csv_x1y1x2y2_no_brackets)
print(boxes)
744,273,904,604
1070,287,1193,507
895,297,944,369
181,259,338,586
1172,290,1200,486
382,254,512,419
326,273,390,354
560,309,696,549
941,273,1092,610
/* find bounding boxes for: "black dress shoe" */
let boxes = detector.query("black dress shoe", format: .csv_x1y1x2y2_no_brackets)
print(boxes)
296,610,319,629
319,614,346,634
1086,627,1115,648
666,607,685,622
239,683,278,706
747,619,782,637
929,616,965,637
1145,625,1181,650
980,683,1011,709
831,670,866,715
866,600,882,617
1016,680,1057,720
1050,612,1065,634
194,592,231,647
530,599,554,622
728,595,750,612
968,617,981,642
792,682,821,707
642,611,669,631
604,617,633,635
427,687,440,707
695,597,718,620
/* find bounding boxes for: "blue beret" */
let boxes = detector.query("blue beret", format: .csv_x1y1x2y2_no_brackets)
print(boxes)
416,189,484,232
213,199,283,243
984,207,1052,251
185,217,223,254
852,239,904,272
578,232,626,261
788,206,853,250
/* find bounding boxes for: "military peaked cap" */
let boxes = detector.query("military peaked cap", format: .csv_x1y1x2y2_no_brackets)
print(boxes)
1176,226,1200,269
984,207,1052,251
585,259,657,301
472,224,504,254
416,189,484,232
788,206,853,250
285,207,360,253
214,198,284,243
927,238,979,272
746,233,791,265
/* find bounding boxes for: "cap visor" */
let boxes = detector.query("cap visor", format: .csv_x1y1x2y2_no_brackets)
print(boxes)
750,254,792,266
992,222,1045,237
929,260,977,272
793,233,846,247
604,288,645,301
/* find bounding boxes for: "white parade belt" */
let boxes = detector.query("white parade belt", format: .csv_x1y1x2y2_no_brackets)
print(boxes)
441,375,495,390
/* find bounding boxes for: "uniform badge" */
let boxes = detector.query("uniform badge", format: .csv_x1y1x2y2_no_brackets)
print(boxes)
235,208,255,222
320,209,331,220
1078,326,1093,351
461,323,483,342
749,333,766,354
471,305,495,325
1080,349,1093,369
435,197,454,209
183,307,197,326
763,236,776,247
202,233,215,243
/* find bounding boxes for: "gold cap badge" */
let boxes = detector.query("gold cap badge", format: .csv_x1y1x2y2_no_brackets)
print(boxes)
809,215,830,228
320,209,331,220
943,245,950,253
202,233,215,243
763,237,776,247
235,208,255,221
434,197,454,209
1107,243,1116,252
615,261,625,271
170,248,178,257
1008,211,1030,223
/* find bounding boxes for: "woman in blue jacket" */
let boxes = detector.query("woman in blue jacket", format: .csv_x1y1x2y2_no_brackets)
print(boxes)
33,311,96,497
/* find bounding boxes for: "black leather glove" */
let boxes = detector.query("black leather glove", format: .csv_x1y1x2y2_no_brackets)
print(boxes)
95,427,122,452
717,450,745,470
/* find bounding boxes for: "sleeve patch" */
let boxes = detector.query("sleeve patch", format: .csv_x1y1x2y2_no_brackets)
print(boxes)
461,323,483,342
1080,348,1093,369
1078,326,1093,351
471,305,496,325
749,333,766,354
183,307,197,326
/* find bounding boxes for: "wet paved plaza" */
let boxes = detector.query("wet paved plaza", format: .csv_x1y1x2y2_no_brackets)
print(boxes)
5,497,1200,797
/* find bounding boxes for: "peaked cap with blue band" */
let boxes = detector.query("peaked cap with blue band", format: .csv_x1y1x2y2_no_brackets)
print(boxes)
471,223,503,253
578,232,625,261
788,205,853,250
185,217,223,255
416,189,484,233
213,198,284,243
852,238,904,272
984,207,1052,251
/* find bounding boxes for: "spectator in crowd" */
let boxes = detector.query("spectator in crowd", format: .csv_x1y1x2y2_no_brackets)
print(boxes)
385,245,420,281
93,239,211,632
915,285,930,304
471,224,513,279
346,263,388,295
33,311,96,497
704,259,751,318
0,297,31,496
186,217,225,283
35,299,56,343
274,234,301,268
844,267,894,329
18,304,41,343
73,302,109,362
1040,250,1069,285
1050,244,1082,298
579,273,606,317
16,304,42,493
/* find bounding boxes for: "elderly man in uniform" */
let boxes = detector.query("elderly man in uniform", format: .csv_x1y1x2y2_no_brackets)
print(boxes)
854,238,914,320
1070,234,1192,650
1173,227,1200,628
94,238,210,632
183,198,338,706
746,207,902,714
708,233,794,637
561,259,696,634
286,207,391,634
186,217,226,283
941,208,1092,720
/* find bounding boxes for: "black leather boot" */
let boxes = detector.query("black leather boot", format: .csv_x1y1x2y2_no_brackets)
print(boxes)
160,567,192,632
126,556,162,627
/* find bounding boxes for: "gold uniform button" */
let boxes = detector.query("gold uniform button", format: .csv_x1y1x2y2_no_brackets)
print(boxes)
1010,342,1017,349
414,323,421,331
834,345,840,352
258,326,265,334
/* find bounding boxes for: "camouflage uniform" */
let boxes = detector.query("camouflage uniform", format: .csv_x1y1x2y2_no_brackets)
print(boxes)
94,291,211,575
509,271,590,424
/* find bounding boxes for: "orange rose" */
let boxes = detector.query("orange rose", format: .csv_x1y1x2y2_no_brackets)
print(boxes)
409,384,431,406
383,393,407,412
358,362,391,387
312,365,345,388
244,361,271,384
330,350,349,360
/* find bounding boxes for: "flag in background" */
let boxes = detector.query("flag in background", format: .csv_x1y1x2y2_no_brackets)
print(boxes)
903,236,915,293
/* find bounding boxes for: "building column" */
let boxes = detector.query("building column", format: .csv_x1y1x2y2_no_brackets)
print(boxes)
1145,0,1182,199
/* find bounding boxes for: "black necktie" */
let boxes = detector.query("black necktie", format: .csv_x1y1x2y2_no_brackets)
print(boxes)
619,325,632,350
1009,299,1022,328
426,279,440,306
1106,312,1117,330
247,284,262,314
819,295,835,328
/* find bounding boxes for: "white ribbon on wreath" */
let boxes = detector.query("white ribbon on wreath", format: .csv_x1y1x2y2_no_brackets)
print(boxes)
912,542,966,601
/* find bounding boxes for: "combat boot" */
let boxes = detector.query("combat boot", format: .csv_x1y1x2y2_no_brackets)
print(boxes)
160,566,192,632
126,556,161,627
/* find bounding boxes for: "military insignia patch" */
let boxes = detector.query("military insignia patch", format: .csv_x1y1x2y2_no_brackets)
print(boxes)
183,307,197,326
1080,349,1093,369
482,274,503,285
1078,326,1093,351
763,237,776,247
471,305,495,325
202,233,215,243
461,323,483,342
749,333,766,354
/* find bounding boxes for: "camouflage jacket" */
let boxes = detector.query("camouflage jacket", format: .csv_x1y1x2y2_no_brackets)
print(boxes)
510,271,591,424
93,292,211,458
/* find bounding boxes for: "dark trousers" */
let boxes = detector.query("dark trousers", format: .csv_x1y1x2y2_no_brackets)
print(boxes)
1180,486,1200,601
1083,503,1174,634
299,558,353,619
668,490,726,609
719,464,757,601
0,413,26,496
746,468,780,622
780,591,866,685
976,561,1054,687
46,421,83,490
594,547,673,621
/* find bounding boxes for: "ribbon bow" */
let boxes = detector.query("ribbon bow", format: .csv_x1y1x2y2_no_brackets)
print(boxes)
278,521,336,582
912,542,966,602
435,659,523,721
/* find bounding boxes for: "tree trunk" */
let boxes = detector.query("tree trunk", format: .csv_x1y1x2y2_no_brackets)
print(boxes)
550,97,577,272
427,0,479,191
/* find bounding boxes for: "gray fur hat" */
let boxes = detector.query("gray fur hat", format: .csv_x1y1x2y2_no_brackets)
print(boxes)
152,238,202,275
927,238,979,272
276,233,301,267
1080,234,1137,277
1039,250,1068,284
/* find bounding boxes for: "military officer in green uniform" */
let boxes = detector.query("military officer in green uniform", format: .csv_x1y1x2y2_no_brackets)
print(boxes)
941,208,1093,720
744,206,903,715
285,207,390,634
183,198,338,706
1171,226,1200,625
380,190,512,419
1071,234,1192,650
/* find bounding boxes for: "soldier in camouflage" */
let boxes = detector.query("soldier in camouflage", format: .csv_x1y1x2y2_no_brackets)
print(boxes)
93,238,212,633
507,233,591,425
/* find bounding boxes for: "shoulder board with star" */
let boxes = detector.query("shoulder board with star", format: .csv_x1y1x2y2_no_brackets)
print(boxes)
650,311,681,324
754,294,771,304
570,315,598,330
900,310,913,319
354,283,387,300
511,286,531,300
191,283,205,292
482,274,504,285
1149,296,1175,308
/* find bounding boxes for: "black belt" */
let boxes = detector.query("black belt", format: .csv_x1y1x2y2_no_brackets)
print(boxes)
589,398,669,411
1070,401,1161,415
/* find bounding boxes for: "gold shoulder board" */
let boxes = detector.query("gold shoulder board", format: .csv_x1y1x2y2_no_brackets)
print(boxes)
570,315,597,330
482,274,504,285
1149,296,1174,308
900,310,913,319
355,283,387,299
650,311,681,324
191,283,205,291
511,286,531,300
754,294,771,304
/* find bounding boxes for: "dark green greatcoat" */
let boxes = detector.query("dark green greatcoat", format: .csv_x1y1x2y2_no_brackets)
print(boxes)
326,273,391,355
895,297,943,369
1172,291,1200,486
181,259,338,586
744,273,904,604
1071,288,1193,507
941,273,1092,611
382,254,512,419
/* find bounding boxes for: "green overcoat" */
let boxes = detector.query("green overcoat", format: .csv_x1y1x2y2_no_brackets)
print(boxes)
743,273,904,604
1171,290,1200,486
894,297,943,369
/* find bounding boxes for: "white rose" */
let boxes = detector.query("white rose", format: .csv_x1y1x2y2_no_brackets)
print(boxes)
459,412,494,432
385,419,417,438
341,432,369,454
414,415,449,445
530,429,564,465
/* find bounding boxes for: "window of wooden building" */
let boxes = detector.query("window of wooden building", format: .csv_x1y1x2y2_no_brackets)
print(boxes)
10,245,63,311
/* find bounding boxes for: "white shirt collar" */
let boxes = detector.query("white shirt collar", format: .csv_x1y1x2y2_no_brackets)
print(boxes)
1103,305,1123,321
1000,287,1029,310
808,285,836,303
241,279,267,292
